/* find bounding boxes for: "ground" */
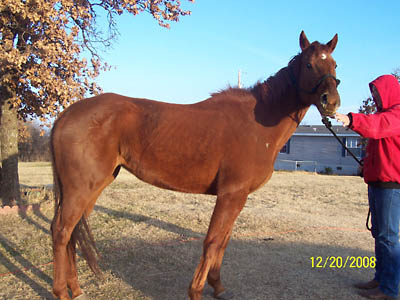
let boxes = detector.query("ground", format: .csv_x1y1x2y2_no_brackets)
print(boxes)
0,162,374,299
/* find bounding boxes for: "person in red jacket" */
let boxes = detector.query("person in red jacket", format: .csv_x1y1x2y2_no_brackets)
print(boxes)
336,74,400,300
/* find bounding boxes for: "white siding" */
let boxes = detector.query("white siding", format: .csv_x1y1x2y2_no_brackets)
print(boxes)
275,135,361,175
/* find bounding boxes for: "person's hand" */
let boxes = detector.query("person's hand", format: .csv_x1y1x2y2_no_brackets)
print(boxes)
335,112,350,127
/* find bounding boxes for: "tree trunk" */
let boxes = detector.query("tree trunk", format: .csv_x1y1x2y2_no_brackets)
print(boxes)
0,96,20,206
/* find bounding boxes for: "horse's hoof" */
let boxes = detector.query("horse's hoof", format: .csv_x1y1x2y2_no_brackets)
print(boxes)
73,294,89,300
214,290,234,300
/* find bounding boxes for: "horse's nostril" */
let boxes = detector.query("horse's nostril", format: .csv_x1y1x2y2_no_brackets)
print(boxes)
321,93,328,106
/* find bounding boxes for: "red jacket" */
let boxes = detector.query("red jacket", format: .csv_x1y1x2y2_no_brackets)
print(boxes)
349,75,400,185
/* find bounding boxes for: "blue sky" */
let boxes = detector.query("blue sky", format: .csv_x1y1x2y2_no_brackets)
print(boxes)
97,0,400,125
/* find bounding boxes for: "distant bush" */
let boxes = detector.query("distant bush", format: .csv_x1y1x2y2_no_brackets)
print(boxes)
18,122,50,162
319,167,333,175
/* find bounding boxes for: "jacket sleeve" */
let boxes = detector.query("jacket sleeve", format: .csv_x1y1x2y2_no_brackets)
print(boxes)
350,106,400,139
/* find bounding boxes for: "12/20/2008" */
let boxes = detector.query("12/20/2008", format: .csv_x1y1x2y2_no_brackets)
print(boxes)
310,256,376,269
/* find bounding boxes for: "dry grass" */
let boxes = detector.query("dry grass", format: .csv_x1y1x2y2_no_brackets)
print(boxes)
0,162,374,299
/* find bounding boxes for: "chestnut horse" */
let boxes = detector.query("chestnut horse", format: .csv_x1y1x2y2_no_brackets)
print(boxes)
50,31,340,300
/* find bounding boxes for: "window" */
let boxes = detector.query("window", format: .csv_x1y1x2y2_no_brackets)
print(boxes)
280,139,290,154
342,137,362,158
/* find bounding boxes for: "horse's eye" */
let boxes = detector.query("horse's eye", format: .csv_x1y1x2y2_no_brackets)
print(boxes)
306,63,312,69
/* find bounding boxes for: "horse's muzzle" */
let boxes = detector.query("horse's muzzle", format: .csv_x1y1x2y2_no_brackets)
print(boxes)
320,92,339,117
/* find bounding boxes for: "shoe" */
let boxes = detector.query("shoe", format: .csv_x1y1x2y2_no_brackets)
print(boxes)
354,280,380,290
358,287,397,300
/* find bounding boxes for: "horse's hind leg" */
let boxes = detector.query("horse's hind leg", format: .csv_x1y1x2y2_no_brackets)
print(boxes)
52,175,116,299
52,195,87,300
189,190,248,300
66,234,81,297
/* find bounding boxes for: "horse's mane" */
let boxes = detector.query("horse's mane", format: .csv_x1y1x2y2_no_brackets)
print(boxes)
250,53,301,105
209,53,302,106
210,86,251,99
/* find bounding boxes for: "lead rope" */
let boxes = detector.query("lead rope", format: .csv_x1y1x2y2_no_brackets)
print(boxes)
321,117,371,231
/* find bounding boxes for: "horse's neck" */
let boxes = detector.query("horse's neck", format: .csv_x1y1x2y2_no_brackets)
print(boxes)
253,68,310,145
271,103,310,150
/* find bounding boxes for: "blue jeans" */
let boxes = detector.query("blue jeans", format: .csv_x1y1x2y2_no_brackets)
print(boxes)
369,186,400,298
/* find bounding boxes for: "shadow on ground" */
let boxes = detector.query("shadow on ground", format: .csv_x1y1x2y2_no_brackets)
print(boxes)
93,205,373,300
0,204,373,300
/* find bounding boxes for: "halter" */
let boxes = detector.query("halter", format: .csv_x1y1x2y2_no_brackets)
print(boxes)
288,66,341,94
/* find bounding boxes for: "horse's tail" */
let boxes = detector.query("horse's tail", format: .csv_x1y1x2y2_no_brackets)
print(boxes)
50,121,102,276
71,216,102,276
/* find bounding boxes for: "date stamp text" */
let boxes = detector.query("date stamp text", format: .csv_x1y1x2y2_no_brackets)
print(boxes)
310,256,376,269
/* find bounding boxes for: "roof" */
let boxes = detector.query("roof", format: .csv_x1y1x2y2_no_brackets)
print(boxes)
294,125,360,137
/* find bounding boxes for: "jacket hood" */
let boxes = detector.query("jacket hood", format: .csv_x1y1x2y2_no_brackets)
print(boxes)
369,75,400,110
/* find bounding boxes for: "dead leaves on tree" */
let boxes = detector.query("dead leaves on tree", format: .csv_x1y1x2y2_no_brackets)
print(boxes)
0,0,193,126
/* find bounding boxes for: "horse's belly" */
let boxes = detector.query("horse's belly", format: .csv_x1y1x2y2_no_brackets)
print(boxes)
133,155,219,195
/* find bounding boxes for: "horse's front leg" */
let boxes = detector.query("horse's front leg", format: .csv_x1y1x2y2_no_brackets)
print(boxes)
188,190,247,300
206,226,235,299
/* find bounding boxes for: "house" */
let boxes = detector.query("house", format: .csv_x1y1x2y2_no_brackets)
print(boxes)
275,125,362,175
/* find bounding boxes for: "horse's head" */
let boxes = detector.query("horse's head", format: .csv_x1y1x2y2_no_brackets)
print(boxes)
291,31,340,117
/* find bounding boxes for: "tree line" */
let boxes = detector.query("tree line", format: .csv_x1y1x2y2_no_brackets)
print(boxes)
18,122,50,162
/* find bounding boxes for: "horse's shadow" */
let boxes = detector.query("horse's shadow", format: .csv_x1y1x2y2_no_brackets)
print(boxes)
0,234,54,299
94,205,373,300
94,205,203,240
0,202,53,299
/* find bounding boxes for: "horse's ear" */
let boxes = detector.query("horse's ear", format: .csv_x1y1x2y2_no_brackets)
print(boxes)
299,31,310,51
326,34,338,53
